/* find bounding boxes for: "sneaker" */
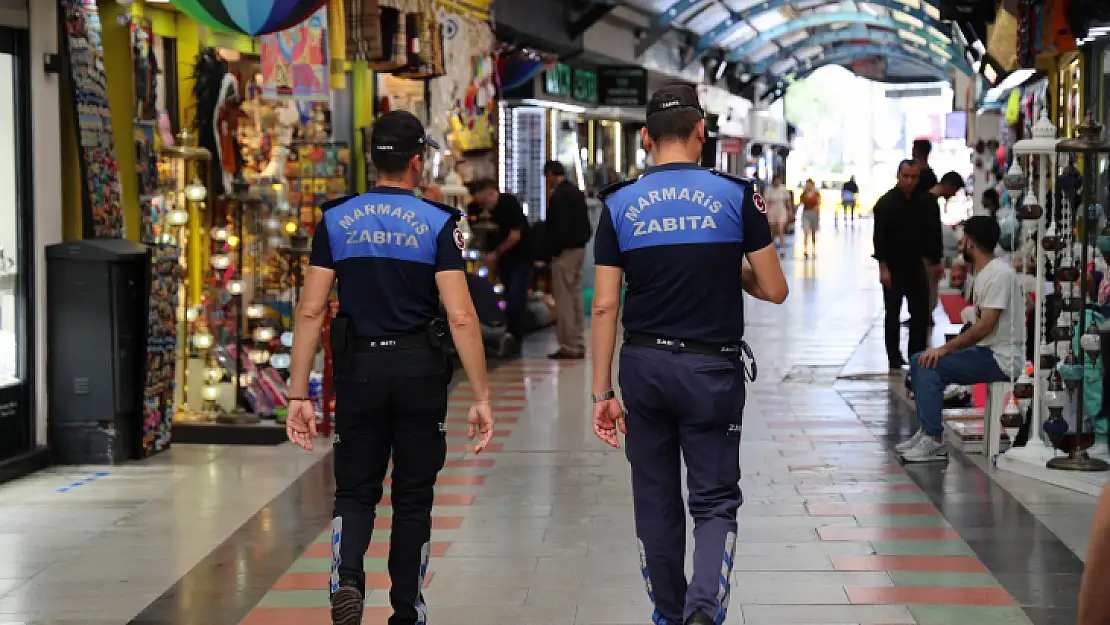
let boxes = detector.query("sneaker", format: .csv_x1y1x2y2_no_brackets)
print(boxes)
895,429,926,453
331,585,364,625
901,436,948,463
548,350,585,360
686,611,715,625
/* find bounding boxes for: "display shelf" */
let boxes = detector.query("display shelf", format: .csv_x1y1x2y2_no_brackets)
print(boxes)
999,448,1110,497
60,0,124,238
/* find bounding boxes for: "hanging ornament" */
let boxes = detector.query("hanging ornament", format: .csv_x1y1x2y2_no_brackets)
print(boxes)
253,326,276,342
1017,186,1043,221
1056,250,1080,282
1059,362,1083,390
1081,327,1102,359
1001,397,1024,429
1040,343,1059,370
169,0,328,36
1003,163,1025,190
1014,370,1035,399
210,254,231,270
1042,223,1066,251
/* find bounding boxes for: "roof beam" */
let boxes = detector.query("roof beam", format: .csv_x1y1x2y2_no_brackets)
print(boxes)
787,43,953,82
649,0,703,28
747,25,941,75
726,10,966,72
566,0,617,39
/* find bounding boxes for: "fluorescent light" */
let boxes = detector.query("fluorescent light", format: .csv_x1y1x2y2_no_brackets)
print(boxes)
996,68,1035,92
515,98,587,114
715,60,728,82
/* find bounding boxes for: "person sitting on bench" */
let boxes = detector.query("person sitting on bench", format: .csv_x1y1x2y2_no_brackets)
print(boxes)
898,216,1026,463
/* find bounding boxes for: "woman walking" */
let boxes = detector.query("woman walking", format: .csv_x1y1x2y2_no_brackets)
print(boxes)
765,176,791,257
800,178,821,259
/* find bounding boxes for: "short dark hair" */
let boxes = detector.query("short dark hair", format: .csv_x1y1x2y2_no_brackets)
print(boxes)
964,215,1001,252
544,161,566,176
372,149,422,175
897,159,917,174
468,178,498,194
939,171,965,190
646,107,704,143
912,139,932,158
982,188,1000,208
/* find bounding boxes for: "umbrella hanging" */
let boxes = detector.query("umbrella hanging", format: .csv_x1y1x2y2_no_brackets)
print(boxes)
171,0,329,36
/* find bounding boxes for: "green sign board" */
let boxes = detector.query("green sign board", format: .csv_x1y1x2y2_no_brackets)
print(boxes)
543,64,598,105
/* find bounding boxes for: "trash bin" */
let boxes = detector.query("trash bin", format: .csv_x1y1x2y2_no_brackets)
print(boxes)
46,240,150,464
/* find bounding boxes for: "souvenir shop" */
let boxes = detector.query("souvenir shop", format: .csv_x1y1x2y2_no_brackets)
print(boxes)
51,0,493,455
500,59,650,212
935,1,1110,495
700,84,751,176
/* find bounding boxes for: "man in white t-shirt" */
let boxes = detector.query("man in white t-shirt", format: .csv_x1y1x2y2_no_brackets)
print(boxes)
899,216,1026,462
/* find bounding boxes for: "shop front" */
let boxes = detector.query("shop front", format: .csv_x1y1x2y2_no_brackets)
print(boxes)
748,102,789,186
0,23,36,475
44,0,491,458
699,85,750,176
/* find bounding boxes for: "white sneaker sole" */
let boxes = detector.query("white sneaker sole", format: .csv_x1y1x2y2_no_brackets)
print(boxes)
901,451,948,463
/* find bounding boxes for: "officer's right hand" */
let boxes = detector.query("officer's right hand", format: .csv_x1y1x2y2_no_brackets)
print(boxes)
286,400,318,451
593,398,626,449
468,400,494,454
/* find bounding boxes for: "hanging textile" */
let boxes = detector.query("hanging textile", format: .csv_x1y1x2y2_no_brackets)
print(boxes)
170,0,328,36
392,0,445,79
344,0,384,62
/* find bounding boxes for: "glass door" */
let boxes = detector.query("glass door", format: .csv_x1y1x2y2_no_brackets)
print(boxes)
0,26,32,463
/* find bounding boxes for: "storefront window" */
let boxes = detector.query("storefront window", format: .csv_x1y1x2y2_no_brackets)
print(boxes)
0,50,19,389
550,110,587,190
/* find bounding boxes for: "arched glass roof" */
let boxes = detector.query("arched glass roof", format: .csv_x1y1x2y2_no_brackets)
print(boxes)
628,0,971,84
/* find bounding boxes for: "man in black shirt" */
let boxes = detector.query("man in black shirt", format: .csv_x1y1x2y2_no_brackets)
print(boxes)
544,160,592,359
874,160,930,370
913,139,938,195
470,179,533,341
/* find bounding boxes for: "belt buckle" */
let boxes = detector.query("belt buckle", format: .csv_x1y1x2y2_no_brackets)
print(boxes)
740,341,758,382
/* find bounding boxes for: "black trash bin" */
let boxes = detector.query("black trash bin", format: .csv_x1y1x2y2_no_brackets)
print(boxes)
46,239,150,464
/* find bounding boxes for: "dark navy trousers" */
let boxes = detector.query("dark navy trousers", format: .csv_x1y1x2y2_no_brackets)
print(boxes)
331,348,450,625
619,345,746,625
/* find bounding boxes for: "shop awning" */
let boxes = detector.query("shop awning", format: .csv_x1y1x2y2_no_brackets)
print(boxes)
628,0,972,85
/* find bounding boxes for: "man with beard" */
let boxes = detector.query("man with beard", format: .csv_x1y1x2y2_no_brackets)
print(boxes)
898,216,1025,463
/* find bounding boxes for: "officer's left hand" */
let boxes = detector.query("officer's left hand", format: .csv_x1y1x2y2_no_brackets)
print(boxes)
593,398,626,449
286,400,318,451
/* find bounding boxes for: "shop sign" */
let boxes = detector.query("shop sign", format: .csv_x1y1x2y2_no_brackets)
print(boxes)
720,137,744,155
598,66,647,107
543,64,598,104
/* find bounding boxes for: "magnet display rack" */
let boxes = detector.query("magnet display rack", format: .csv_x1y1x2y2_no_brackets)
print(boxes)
60,0,125,238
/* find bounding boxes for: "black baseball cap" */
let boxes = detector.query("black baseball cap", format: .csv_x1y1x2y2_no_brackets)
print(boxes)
370,110,439,155
647,83,704,118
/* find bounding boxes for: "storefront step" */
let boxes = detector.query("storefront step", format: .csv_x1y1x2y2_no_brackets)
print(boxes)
172,421,289,446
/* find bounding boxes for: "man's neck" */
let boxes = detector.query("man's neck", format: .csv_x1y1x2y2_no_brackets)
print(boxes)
900,187,913,198
972,252,994,273
377,177,414,191
652,143,700,167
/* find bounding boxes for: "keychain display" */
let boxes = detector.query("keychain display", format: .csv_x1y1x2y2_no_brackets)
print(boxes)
285,141,350,228
61,0,124,238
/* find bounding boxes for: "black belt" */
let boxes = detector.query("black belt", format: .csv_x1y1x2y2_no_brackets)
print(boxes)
624,332,757,381
354,333,432,352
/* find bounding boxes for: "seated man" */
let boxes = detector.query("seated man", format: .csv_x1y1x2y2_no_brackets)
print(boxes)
899,216,1026,462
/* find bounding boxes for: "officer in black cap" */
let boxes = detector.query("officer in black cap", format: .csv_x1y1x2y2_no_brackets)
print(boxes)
285,110,495,625
590,84,789,625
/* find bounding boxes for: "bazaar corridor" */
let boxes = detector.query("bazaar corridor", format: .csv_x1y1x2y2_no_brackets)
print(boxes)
0,222,1093,625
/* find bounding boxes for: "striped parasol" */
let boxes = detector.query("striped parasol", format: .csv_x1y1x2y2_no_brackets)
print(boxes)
170,0,329,36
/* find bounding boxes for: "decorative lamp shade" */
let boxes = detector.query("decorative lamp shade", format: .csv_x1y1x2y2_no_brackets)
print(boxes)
170,0,328,36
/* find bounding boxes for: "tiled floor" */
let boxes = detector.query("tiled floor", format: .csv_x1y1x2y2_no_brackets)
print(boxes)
0,220,1097,624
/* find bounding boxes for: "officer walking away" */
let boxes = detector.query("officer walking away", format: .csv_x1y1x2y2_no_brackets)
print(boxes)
544,160,592,360
284,110,494,625
874,160,930,371
590,83,789,625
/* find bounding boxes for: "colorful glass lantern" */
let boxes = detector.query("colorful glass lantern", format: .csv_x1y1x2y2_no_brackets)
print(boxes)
170,0,327,36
